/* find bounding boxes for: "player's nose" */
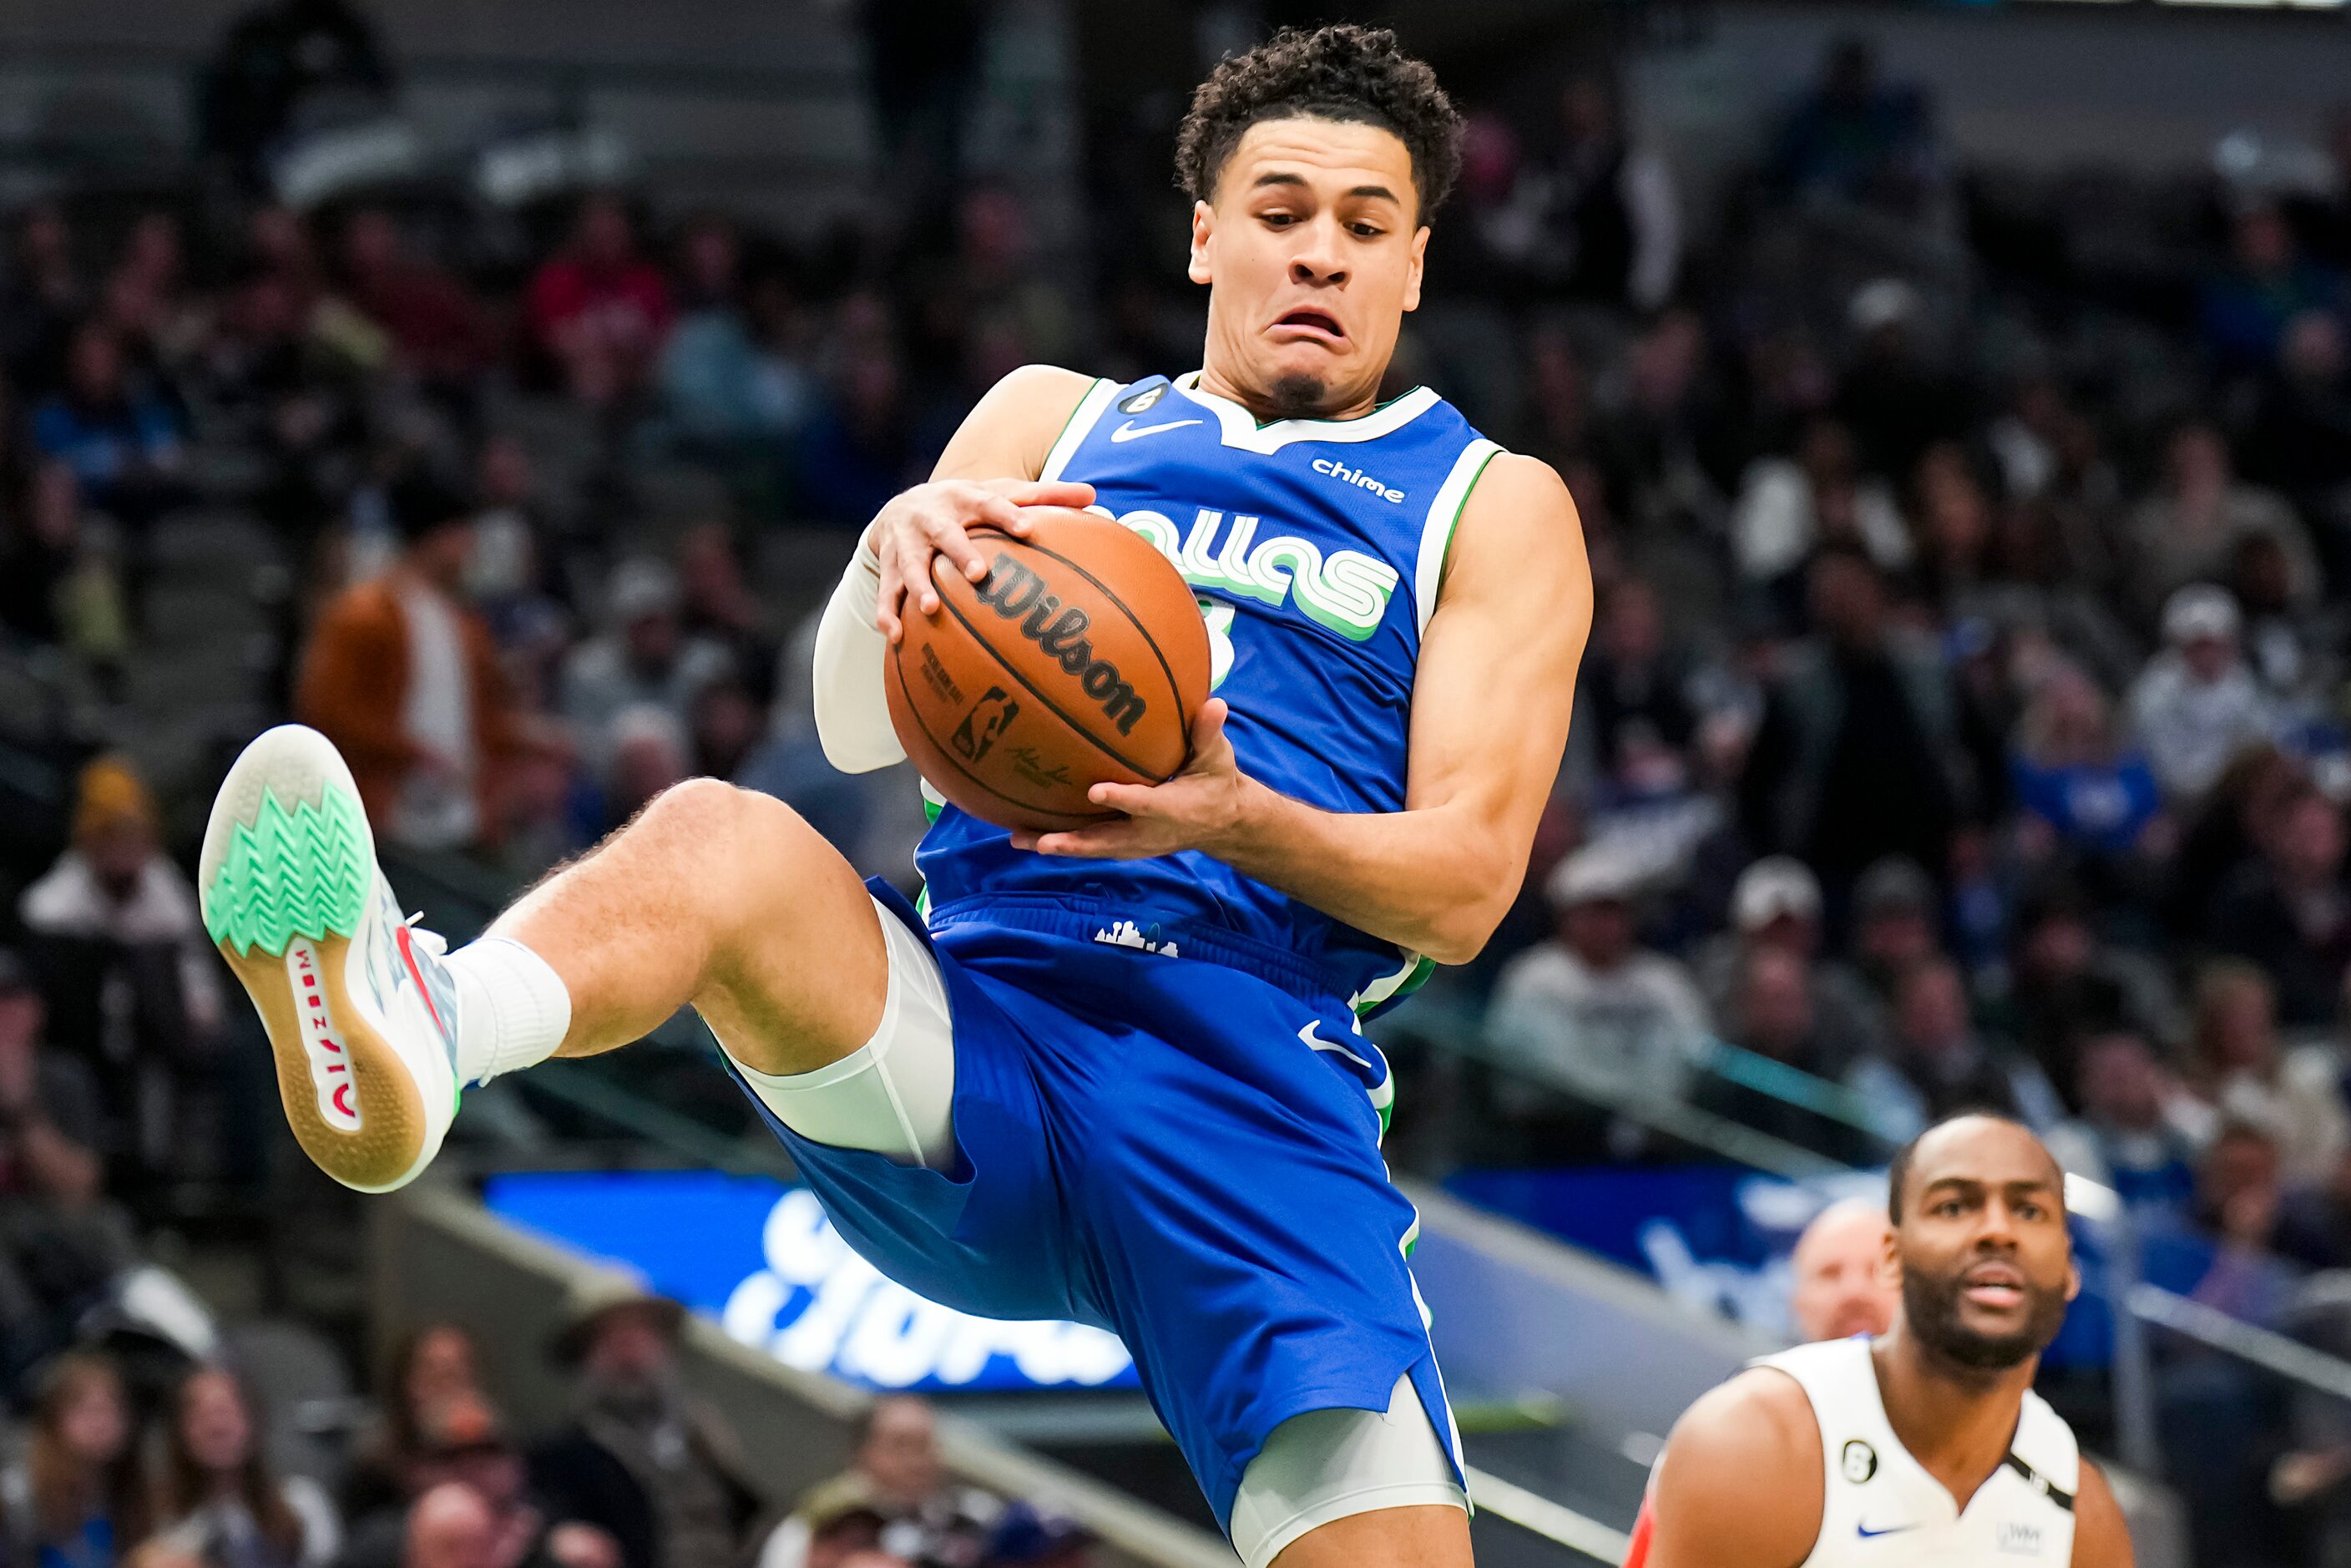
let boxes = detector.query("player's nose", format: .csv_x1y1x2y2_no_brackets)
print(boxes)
1288,236,1347,286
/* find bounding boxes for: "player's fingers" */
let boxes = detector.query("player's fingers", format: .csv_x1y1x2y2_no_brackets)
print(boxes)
875,554,907,640
1029,827,1133,858
972,494,1033,539
1086,781,1161,817
1000,479,1095,512
1188,698,1232,761
896,536,942,616
923,513,994,584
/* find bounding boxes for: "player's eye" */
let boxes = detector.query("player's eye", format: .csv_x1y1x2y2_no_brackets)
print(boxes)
1349,222,1383,238
1260,210,1297,227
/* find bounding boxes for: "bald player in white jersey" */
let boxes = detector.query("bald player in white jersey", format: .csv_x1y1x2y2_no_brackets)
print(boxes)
1627,1114,2131,1568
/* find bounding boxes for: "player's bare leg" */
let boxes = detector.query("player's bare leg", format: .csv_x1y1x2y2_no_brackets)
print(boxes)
491,774,887,1074
1273,1507,1472,1568
203,725,887,1191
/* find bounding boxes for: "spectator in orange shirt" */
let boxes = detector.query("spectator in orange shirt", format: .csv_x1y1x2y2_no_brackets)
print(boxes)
295,472,518,851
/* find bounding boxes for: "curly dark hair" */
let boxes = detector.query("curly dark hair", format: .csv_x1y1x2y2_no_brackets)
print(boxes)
1174,24,1463,220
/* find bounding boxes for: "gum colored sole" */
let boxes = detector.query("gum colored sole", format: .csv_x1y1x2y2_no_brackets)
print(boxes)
205,782,425,1192
220,935,431,1192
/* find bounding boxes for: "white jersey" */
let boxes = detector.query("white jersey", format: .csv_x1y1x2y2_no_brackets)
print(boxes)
1755,1337,2079,1567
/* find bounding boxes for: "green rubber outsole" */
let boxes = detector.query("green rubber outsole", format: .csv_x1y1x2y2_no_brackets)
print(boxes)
202,785,373,958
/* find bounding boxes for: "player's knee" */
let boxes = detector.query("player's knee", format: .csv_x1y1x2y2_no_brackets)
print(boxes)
643,776,857,920
640,776,796,850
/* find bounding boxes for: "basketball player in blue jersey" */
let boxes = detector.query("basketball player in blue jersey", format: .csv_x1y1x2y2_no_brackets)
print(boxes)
197,27,1586,1568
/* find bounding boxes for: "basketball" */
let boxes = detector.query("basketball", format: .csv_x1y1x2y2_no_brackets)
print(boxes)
885,507,1211,832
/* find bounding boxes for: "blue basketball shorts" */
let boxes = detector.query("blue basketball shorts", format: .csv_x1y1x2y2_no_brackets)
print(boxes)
721,880,1464,1531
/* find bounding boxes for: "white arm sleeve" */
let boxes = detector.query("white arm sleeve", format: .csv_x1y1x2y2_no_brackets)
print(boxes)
811,532,908,773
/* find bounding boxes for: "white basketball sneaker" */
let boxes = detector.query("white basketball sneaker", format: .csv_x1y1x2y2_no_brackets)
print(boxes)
200,725,463,1192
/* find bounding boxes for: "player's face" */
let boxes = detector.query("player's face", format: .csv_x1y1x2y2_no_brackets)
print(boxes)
1893,1119,2078,1372
1189,117,1428,420
1789,1208,1898,1343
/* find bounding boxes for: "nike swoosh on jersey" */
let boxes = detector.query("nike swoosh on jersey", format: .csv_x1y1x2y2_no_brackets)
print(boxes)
1855,1522,1918,1540
1110,417,1202,443
1298,1019,1377,1073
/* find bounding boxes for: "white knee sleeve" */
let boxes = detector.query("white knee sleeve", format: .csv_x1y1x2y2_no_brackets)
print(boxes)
1228,1373,1468,1568
724,897,958,1170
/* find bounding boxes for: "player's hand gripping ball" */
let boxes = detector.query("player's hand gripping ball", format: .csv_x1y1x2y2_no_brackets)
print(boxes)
885,507,1212,832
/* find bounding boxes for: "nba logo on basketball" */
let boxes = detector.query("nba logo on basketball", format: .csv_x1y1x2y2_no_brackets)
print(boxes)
952,688,1019,764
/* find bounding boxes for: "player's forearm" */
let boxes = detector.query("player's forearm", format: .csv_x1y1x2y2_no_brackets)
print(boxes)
1208,781,1515,965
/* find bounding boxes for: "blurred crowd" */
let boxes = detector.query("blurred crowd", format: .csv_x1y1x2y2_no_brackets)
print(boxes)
0,1280,1086,1568
1378,35,2351,1566
3,0,2351,1561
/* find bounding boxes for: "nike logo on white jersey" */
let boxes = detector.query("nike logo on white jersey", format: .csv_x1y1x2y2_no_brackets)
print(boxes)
1110,418,1201,443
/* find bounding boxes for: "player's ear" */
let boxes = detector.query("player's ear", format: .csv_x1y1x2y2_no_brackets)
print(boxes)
1402,225,1429,312
1187,200,1216,286
2065,1255,2081,1304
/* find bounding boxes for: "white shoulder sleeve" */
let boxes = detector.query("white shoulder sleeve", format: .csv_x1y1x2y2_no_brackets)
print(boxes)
811,531,908,773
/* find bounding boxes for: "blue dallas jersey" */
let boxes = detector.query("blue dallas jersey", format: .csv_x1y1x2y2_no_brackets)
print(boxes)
914,372,1504,1019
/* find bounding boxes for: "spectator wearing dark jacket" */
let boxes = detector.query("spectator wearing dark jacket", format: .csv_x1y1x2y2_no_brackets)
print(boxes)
528,1284,759,1568
1738,550,1971,895
1847,959,2063,1139
2207,785,2351,1027
197,0,393,188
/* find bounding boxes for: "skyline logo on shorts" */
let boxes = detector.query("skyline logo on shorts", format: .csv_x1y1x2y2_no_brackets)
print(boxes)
1094,919,1179,956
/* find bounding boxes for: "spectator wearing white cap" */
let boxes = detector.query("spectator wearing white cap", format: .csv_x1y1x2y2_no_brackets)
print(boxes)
2126,584,2275,803
559,559,734,766
1483,843,1711,1113
1691,856,1882,1069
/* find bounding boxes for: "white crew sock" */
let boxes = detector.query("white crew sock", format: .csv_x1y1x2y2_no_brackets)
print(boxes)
444,936,573,1086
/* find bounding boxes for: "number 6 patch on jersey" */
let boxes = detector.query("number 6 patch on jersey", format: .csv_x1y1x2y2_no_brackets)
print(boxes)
1198,597,1236,691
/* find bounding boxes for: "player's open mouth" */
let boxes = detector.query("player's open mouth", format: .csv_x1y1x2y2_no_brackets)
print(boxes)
1271,307,1346,345
1961,1262,2025,1309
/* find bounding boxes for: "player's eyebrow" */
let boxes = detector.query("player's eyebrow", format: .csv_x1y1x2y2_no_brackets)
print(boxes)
1251,172,1310,191
1345,184,1401,204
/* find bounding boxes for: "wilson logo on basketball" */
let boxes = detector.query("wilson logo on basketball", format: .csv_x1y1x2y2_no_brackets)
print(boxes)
973,553,1150,736
285,939,361,1131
